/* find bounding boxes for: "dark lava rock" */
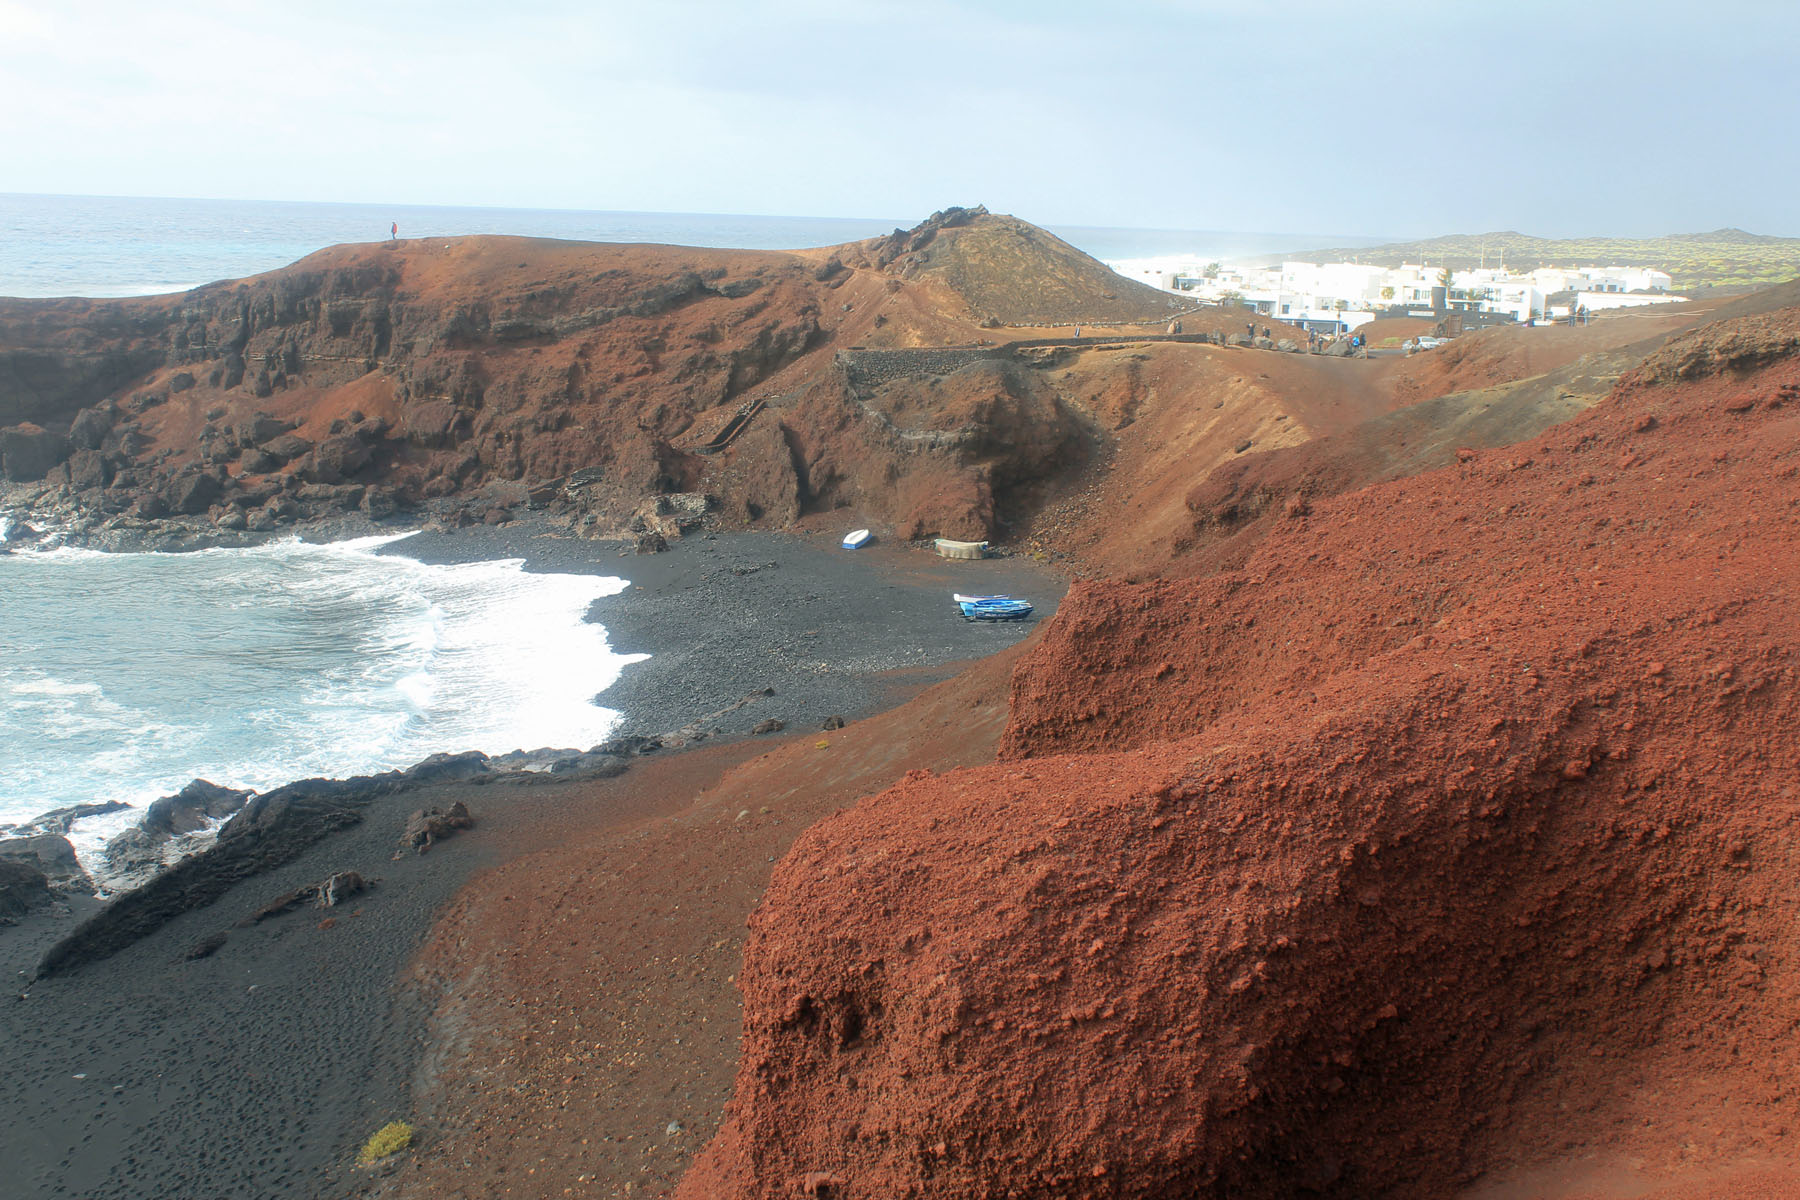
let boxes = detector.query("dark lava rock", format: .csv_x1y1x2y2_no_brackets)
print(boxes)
402,751,491,786
308,434,372,482
37,778,372,977
237,413,291,446
484,747,628,779
260,432,314,464
68,406,116,450
33,752,513,977
154,779,252,833
0,859,53,925
593,735,663,757
164,471,224,515
0,423,71,481
350,416,390,442
242,869,371,925
752,718,786,735
168,371,196,393
103,779,253,888
0,834,94,895
67,447,113,490
403,801,473,854
635,530,669,554
239,447,279,473
403,400,464,448
361,486,397,519
0,799,130,838
821,715,847,731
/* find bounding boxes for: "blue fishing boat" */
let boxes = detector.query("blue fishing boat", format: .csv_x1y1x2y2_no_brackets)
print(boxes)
954,593,1034,621
841,528,873,549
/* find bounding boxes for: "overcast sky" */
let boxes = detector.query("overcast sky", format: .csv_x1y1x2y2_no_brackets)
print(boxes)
1,0,1793,239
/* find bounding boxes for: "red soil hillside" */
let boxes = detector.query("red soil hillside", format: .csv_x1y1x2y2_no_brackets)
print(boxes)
836,205,1190,329
678,305,1800,1198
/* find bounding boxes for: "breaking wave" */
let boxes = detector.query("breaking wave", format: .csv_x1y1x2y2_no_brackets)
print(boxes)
0,533,647,858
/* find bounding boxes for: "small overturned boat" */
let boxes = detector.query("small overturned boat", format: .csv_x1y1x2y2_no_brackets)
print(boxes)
954,592,1034,621
935,538,988,560
841,528,873,550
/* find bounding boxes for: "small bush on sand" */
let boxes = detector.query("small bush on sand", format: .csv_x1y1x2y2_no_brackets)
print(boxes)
357,1121,413,1165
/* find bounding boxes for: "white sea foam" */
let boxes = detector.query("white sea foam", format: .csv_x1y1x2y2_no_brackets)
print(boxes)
0,532,648,863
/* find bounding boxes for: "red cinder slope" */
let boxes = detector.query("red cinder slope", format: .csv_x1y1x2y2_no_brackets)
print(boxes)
677,306,1800,1198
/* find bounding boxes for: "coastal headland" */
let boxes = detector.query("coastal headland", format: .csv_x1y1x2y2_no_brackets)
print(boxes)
2,209,1799,1199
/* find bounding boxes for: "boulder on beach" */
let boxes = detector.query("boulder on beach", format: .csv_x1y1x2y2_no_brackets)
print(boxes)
0,859,54,924
404,801,474,854
241,869,372,925
0,833,94,895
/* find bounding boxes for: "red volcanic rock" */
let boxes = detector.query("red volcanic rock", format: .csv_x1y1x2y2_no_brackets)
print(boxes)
679,307,1800,1198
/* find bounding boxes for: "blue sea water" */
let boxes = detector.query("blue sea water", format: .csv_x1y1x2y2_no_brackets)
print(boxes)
0,192,1377,298
0,528,646,860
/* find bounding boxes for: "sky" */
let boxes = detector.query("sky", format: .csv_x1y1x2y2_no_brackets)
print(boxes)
0,0,1795,240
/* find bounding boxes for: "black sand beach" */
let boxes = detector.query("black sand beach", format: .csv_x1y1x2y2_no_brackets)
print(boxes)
0,523,1062,1200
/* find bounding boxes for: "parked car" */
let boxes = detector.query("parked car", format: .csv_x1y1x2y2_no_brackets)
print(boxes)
1406,336,1449,353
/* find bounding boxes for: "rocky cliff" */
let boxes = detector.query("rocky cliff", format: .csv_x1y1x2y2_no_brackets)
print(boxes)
0,211,1197,547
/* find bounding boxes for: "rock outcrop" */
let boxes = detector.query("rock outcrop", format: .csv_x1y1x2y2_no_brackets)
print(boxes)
0,833,93,896
101,778,253,889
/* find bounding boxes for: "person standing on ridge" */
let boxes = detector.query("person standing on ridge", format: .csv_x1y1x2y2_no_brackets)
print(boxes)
390,221,398,241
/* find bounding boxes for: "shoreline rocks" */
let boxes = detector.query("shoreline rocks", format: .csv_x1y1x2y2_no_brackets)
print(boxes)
27,737,669,977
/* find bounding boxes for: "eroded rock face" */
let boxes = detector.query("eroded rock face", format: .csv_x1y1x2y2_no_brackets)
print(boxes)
680,311,1800,1198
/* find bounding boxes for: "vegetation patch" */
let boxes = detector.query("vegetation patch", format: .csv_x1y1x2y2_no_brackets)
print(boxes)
357,1120,414,1165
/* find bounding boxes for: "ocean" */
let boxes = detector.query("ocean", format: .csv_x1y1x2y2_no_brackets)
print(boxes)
0,192,1376,298
0,527,645,861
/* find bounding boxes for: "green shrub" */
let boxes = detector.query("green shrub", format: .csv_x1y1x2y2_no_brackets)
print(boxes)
357,1120,413,1165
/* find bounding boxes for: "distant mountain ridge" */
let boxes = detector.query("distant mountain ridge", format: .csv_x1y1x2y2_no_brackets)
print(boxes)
1282,227,1800,290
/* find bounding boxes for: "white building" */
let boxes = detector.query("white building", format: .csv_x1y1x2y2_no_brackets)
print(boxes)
1571,290,1687,312
1110,254,1683,326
